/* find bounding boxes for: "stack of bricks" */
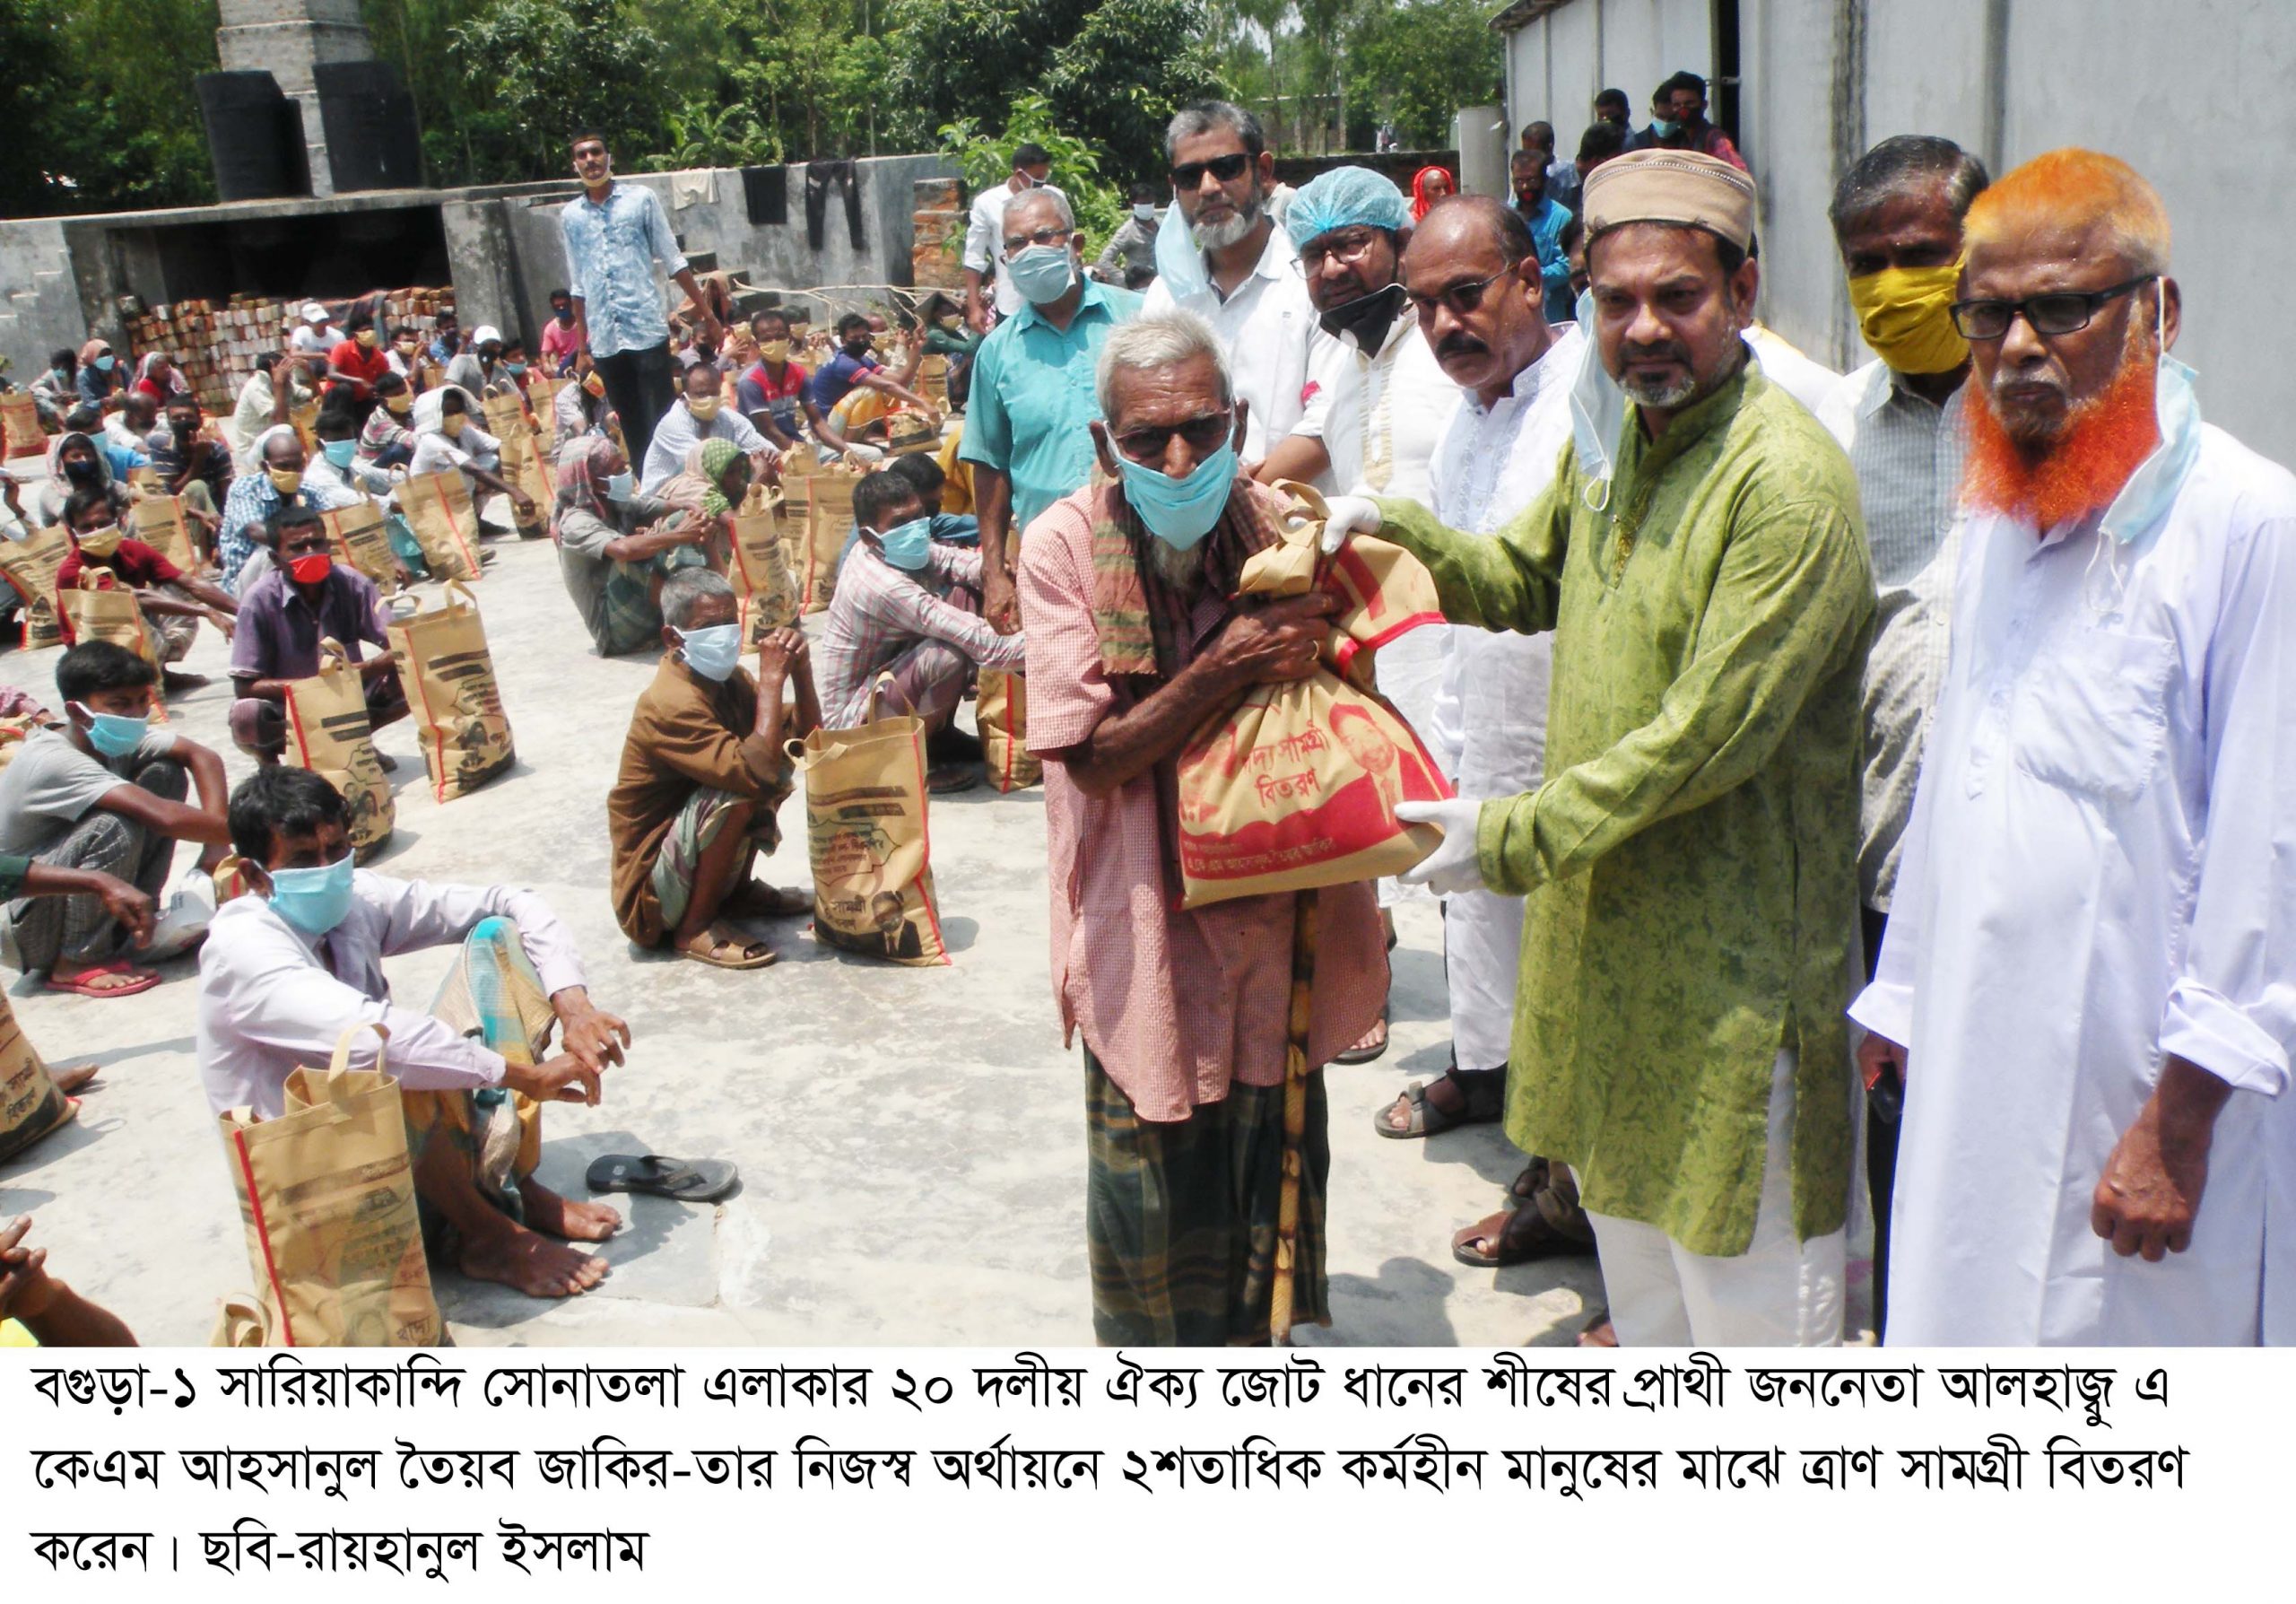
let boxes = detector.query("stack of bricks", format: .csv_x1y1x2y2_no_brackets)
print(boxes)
124,287,457,415
911,178,966,292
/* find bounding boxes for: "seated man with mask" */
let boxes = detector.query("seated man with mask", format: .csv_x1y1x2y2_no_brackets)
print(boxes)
1014,308,1383,1344
552,436,711,656
640,361,778,494
608,570,819,971
198,765,631,1300
226,505,408,766
813,472,1026,790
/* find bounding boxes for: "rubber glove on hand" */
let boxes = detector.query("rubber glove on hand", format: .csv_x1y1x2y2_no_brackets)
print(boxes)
1396,798,1487,896
1318,493,1383,555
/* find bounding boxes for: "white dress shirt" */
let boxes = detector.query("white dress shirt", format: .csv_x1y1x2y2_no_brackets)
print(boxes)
1142,222,1334,462
1853,401,2296,1346
639,399,775,493
196,872,587,1120
1424,321,1584,1070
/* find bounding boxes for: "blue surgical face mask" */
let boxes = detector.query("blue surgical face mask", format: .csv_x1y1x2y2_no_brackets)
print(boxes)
875,515,934,571
266,852,355,936
73,702,151,758
676,623,744,682
1117,439,1237,550
322,439,356,468
1651,117,1681,138
94,354,116,372
1007,243,1076,306
604,470,635,502
506,362,528,379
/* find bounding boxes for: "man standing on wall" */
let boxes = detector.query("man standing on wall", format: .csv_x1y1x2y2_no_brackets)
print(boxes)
962,143,1065,337
561,132,724,475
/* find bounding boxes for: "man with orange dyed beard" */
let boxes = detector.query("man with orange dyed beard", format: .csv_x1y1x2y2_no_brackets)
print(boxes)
1851,150,2296,1346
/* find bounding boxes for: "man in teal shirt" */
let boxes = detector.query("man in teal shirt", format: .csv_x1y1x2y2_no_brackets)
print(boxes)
961,188,1143,634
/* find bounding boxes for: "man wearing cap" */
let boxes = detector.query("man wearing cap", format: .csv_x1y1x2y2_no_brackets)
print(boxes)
1320,151,1874,1346
962,143,1066,336
290,304,345,357
446,327,514,399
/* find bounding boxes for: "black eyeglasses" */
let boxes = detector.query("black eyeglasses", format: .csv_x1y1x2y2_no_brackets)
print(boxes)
1300,228,1382,274
1405,267,1514,319
1170,152,1251,189
1002,225,1074,257
1113,409,1233,464
1949,275,2156,340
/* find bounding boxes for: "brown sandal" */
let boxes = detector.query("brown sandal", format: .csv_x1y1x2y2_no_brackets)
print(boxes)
677,924,777,970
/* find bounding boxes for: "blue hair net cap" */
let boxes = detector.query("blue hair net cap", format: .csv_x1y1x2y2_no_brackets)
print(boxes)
1283,166,1411,248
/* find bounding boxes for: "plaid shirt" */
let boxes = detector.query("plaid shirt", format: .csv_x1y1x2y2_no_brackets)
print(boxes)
814,543,1024,728
1016,488,1384,1121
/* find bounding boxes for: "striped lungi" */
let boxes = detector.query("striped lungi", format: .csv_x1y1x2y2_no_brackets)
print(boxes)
1083,1050,1330,1347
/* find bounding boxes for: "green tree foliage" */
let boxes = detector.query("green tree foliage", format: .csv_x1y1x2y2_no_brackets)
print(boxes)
1339,0,1502,149
443,0,676,181
1,0,222,216
938,93,1123,260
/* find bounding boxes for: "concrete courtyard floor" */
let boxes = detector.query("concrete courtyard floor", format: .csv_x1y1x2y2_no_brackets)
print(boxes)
0,503,1605,1347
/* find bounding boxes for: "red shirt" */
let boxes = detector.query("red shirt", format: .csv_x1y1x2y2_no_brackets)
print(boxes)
55,539,184,642
327,338,393,397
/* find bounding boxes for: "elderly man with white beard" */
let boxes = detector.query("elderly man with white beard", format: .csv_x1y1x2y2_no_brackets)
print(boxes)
1852,150,2296,1347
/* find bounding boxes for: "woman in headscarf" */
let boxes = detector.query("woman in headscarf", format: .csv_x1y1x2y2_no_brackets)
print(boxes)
36,432,126,527
552,434,709,656
1409,165,1457,222
74,341,123,407
132,353,186,403
641,438,752,571
407,385,535,529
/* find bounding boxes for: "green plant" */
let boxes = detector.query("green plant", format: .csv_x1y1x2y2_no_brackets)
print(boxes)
938,94,1126,261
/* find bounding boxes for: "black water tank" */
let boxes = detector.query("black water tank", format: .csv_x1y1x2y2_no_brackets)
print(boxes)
196,72,308,201
311,60,423,194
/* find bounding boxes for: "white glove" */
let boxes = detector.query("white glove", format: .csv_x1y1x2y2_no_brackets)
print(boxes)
1318,493,1383,555
1396,798,1487,896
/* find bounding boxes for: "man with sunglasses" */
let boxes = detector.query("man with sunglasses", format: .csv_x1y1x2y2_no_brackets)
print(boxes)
1851,151,2296,1347
1321,151,1874,1347
1813,135,1991,1338
1016,311,1382,1344
961,187,1143,636
1142,102,1334,478
961,142,1063,336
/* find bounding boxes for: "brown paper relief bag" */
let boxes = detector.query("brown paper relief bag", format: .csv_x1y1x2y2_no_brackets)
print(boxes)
0,392,46,459
128,493,198,572
399,470,483,581
217,1024,443,1347
976,669,1039,792
795,683,950,966
0,525,72,648
387,580,513,802
728,502,797,647
1174,482,1451,909
285,638,396,860
61,572,166,721
320,502,399,590
0,993,74,1163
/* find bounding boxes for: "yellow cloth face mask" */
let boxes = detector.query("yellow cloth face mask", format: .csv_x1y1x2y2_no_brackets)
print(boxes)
1847,261,1969,375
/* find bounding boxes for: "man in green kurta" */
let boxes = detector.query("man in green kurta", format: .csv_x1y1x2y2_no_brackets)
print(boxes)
1322,151,1874,1346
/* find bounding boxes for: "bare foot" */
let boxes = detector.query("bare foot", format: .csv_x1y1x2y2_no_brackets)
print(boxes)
520,1179,621,1242
1577,1317,1618,1348
457,1223,609,1298
51,1063,100,1096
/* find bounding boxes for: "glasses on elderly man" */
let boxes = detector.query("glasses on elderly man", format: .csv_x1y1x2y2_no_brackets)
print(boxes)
1002,225,1074,257
1300,228,1383,274
1170,152,1251,189
1113,408,1235,464
1948,275,2157,340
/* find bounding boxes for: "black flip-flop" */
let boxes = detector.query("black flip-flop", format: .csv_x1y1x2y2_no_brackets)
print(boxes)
584,1154,739,1203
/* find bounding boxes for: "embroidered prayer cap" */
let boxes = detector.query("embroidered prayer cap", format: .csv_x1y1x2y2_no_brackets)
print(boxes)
1582,149,1757,251
1284,166,1412,249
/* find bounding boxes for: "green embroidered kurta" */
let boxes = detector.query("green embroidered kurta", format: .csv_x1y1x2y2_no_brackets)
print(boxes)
1377,362,1874,1255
